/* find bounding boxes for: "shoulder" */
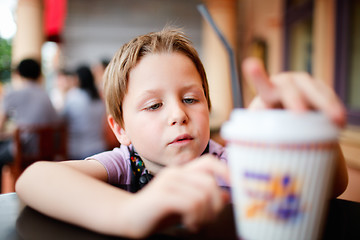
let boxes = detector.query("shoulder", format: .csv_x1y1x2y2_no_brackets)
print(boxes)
89,145,128,160
86,145,131,185
67,88,86,100
3,87,19,101
26,83,52,101
64,89,88,110
2,88,21,110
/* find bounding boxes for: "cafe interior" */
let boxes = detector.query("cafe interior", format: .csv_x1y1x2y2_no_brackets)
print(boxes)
0,0,360,238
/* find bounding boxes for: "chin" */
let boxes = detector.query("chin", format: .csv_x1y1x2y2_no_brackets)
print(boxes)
174,154,197,166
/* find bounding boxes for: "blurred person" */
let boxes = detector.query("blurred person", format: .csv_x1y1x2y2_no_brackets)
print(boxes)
0,58,59,192
92,58,110,99
62,65,106,159
50,68,76,112
15,29,347,238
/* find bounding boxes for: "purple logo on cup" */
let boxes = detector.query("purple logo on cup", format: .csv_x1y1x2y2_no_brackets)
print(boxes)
243,170,305,222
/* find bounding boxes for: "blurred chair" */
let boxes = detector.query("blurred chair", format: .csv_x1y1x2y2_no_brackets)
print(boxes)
9,123,67,182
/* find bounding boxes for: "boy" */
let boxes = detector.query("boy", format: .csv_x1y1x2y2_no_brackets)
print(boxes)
16,28,347,238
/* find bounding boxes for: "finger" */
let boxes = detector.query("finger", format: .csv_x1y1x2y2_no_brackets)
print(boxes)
247,96,267,109
184,158,231,223
153,168,216,225
186,171,227,220
158,178,211,231
145,165,230,233
169,166,228,227
270,73,309,112
242,57,279,107
146,170,204,230
185,155,230,184
179,173,221,230
291,74,347,127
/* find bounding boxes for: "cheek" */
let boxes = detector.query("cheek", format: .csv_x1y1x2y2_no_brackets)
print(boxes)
197,106,210,123
193,108,210,131
129,114,163,139
127,116,164,158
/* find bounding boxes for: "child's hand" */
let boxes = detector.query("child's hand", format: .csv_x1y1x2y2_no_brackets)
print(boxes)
123,155,230,238
241,58,349,199
242,57,346,127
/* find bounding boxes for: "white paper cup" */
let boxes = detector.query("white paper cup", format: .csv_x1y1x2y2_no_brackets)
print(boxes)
221,109,339,240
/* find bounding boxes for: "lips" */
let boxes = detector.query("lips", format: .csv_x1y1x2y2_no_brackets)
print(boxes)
169,134,194,145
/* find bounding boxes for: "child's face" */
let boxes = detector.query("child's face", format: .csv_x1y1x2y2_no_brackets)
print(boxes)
120,52,210,173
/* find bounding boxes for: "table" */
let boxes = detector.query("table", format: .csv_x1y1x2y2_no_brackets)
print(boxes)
1,192,360,240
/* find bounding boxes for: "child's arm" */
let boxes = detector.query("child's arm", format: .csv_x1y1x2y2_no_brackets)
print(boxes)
16,160,135,236
242,57,348,197
16,156,229,238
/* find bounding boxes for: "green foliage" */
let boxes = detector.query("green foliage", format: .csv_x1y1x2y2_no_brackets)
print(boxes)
0,38,12,83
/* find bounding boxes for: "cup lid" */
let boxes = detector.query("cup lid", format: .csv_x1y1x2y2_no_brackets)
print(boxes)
221,109,339,143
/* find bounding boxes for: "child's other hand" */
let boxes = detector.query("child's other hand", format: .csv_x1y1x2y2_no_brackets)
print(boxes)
242,57,346,127
125,155,230,237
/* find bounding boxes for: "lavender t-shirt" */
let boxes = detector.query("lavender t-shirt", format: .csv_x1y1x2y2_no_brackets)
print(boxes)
87,139,227,186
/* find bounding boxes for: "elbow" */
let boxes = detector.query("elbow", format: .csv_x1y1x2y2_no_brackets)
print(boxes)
15,161,50,198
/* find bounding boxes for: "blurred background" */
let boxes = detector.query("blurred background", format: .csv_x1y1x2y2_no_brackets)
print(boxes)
0,0,359,200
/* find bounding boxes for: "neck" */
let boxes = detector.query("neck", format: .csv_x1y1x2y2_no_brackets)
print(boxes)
141,158,165,175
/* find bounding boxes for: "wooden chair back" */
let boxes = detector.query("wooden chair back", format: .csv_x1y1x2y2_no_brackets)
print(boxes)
10,123,67,181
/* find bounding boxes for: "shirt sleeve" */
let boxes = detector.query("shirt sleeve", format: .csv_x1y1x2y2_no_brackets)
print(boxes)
209,139,227,163
209,139,229,187
86,145,132,185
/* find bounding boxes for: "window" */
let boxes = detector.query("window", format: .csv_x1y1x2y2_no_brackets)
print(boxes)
0,0,17,84
335,0,360,124
284,0,314,73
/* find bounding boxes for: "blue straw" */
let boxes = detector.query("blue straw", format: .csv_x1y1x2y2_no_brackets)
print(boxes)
197,4,243,108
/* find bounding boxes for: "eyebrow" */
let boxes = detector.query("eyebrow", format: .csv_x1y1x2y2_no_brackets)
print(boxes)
137,89,161,99
140,82,203,95
181,83,203,91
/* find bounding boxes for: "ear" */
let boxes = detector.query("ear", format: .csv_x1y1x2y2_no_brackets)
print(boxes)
107,115,131,146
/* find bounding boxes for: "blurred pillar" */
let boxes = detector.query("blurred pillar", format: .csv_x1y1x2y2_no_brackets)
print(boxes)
12,0,44,66
313,0,335,87
202,0,237,130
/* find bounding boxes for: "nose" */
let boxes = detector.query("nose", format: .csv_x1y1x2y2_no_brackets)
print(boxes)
168,102,189,126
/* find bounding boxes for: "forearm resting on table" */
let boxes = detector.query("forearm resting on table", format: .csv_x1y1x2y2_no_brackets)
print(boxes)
15,161,139,237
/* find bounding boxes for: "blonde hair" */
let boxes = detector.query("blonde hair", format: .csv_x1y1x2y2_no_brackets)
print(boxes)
103,28,211,126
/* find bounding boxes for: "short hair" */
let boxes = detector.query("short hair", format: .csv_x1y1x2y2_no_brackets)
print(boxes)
103,28,211,126
16,58,41,81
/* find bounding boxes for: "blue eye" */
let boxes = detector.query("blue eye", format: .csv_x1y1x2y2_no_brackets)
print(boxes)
183,98,197,104
146,103,162,111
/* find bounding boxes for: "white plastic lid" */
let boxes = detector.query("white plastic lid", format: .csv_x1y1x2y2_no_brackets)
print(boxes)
221,109,339,143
